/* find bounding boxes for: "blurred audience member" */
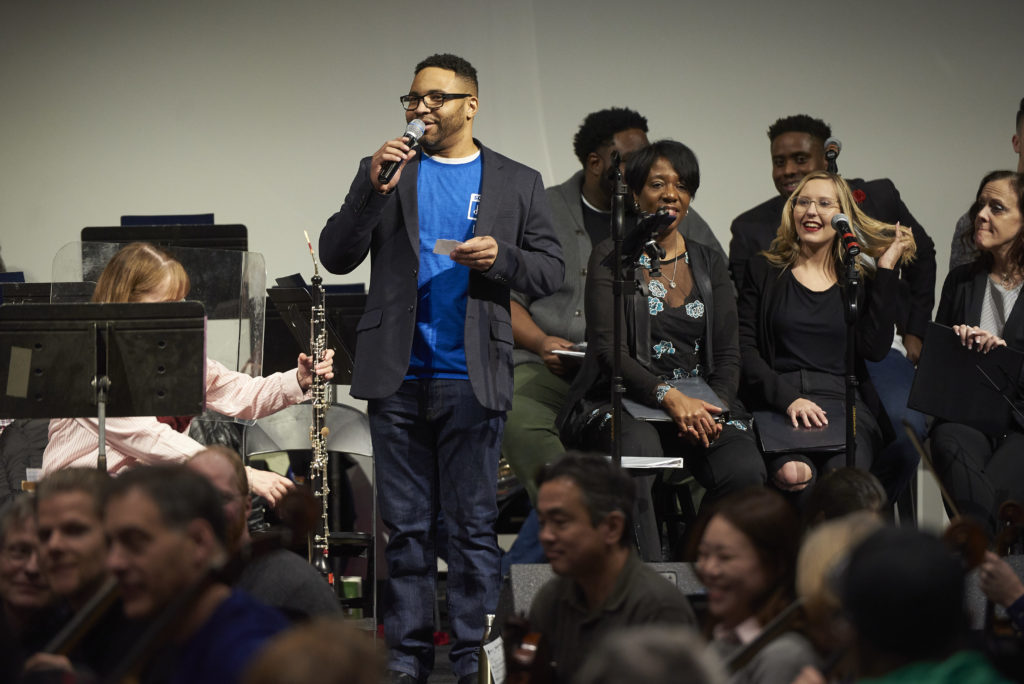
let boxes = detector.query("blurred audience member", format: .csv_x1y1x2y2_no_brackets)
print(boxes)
187,446,340,620
841,527,1008,682
575,625,727,684
695,487,818,683
801,468,887,530
242,616,384,684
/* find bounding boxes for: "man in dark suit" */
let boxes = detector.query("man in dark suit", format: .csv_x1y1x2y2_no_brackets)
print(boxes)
318,54,563,684
728,114,936,507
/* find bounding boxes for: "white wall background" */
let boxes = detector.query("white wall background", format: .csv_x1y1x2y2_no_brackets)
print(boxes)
2,0,1022,298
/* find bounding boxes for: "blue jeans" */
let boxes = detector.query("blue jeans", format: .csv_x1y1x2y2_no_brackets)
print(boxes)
866,348,927,503
369,379,504,681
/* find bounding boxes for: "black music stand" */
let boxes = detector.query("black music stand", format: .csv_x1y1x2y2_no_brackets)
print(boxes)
0,302,206,471
265,287,354,383
81,224,248,252
909,321,1024,434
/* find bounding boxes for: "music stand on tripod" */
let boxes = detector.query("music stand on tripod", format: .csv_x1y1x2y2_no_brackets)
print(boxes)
0,302,207,471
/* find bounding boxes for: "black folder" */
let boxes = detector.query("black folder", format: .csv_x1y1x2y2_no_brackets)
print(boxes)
909,321,1024,434
752,399,846,454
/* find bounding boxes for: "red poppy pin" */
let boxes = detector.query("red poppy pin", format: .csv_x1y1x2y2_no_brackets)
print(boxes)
853,189,867,203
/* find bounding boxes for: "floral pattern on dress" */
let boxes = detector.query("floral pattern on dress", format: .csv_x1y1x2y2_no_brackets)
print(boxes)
649,297,664,316
671,367,702,380
652,340,676,360
685,300,705,319
638,254,651,269
649,279,668,299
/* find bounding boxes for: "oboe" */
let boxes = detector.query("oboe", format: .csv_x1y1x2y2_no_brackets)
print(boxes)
304,231,332,581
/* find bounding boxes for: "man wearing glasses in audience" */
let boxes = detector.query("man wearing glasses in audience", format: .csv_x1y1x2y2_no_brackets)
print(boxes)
318,53,563,684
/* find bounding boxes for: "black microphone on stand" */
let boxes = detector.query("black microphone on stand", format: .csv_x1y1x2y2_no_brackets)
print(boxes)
621,208,676,267
378,119,426,186
824,137,842,174
831,213,861,258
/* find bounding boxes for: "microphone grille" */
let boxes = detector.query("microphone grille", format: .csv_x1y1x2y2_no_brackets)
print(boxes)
824,137,842,154
406,119,426,141
830,213,850,229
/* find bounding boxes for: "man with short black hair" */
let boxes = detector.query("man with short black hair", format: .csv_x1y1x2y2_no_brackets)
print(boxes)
319,53,563,684
950,96,1024,269
729,114,936,507
527,452,696,684
105,465,288,684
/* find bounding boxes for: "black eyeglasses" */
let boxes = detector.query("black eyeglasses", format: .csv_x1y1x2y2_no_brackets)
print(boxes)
399,91,472,111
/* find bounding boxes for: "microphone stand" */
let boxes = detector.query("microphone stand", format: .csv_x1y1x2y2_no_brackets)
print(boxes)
609,152,627,469
841,249,860,468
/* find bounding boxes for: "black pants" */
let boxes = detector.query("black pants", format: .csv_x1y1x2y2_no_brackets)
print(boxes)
762,370,884,492
929,422,1024,536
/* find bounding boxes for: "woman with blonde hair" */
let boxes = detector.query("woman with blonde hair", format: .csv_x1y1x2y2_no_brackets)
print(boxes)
42,242,334,504
737,171,915,494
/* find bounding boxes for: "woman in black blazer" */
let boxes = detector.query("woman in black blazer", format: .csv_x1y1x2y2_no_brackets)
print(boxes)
931,170,1024,534
737,171,915,494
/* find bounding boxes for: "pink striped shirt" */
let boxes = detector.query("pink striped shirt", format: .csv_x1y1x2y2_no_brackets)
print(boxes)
43,358,306,474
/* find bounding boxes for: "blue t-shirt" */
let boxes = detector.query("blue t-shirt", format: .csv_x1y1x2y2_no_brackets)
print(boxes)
408,151,482,378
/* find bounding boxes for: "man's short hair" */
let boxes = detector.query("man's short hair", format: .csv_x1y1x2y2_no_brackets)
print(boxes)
196,445,249,501
35,467,111,516
1016,96,1024,133
801,467,886,528
573,107,649,166
107,465,227,547
575,625,727,684
842,527,966,661
0,495,35,544
767,114,832,144
535,451,635,546
414,53,478,94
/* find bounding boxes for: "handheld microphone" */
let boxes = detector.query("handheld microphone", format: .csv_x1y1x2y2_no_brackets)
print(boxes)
824,137,842,162
831,214,861,257
377,119,426,186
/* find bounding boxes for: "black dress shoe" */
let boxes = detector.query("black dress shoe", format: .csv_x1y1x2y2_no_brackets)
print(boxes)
457,673,478,684
388,671,418,684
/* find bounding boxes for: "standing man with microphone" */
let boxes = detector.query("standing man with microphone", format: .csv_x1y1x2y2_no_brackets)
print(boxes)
318,54,563,684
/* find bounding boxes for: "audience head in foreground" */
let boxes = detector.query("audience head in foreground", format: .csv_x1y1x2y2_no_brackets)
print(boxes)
35,467,112,609
575,624,727,684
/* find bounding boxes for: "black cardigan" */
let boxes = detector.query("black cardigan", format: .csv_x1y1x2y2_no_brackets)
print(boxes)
558,238,740,443
736,253,901,444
